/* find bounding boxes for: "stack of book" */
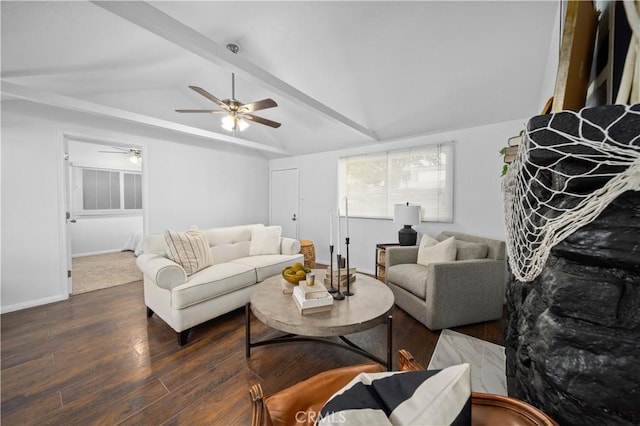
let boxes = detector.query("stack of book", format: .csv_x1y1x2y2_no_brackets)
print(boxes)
323,267,356,287
292,282,333,314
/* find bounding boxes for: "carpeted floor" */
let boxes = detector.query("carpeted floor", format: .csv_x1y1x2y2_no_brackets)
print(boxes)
72,251,142,295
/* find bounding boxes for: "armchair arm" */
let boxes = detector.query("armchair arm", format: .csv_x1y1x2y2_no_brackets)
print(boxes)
254,363,383,426
280,237,301,255
425,259,505,330
136,253,187,290
386,246,419,268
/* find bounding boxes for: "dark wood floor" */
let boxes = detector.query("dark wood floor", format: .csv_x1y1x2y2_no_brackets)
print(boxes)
1,280,505,425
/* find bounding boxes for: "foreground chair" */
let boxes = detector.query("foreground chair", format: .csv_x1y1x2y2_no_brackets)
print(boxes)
249,350,557,426
249,363,384,426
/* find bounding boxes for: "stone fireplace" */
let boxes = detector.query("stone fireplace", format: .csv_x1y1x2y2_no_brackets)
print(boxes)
503,104,640,425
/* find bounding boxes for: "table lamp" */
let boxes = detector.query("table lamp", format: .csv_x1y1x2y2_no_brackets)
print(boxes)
394,203,421,246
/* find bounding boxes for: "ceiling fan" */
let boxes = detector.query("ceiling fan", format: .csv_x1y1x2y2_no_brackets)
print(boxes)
98,146,142,164
175,43,281,133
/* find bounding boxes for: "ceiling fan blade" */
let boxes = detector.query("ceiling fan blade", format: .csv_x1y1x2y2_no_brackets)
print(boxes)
98,151,128,154
188,86,230,111
243,114,281,128
175,109,226,113
239,98,278,113
108,146,129,152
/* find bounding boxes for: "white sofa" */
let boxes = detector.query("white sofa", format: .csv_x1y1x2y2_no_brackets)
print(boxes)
136,224,303,345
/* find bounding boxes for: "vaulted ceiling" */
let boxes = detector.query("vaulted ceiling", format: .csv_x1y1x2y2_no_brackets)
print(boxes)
1,1,559,157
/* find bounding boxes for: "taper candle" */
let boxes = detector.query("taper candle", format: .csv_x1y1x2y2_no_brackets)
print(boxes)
336,207,341,255
329,209,333,246
345,197,349,238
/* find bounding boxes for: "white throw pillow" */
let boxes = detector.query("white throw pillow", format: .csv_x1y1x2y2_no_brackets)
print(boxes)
416,234,438,264
417,235,457,266
164,229,213,276
250,226,282,255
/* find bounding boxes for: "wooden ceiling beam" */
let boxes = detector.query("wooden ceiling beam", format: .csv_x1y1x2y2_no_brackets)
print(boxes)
92,1,379,141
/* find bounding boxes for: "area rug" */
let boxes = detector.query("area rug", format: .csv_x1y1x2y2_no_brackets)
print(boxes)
428,329,507,395
72,251,142,295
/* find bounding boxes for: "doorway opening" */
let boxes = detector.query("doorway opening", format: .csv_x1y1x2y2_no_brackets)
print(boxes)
65,138,144,294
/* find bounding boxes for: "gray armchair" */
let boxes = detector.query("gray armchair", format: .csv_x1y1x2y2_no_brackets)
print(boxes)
385,231,506,330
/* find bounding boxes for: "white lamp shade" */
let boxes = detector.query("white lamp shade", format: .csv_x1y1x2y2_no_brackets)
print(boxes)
394,204,421,226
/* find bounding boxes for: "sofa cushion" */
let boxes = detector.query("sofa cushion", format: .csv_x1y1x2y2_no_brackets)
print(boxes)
171,263,256,309
231,254,304,282
250,226,282,255
164,229,213,275
417,235,456,267
387,263,429,299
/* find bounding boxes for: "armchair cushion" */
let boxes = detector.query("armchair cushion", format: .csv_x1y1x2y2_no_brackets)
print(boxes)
386,264,428,299
435,235,489,260
417,235,456,267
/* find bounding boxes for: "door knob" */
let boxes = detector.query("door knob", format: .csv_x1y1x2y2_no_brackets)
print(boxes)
292,214,297,221
70,219,77,223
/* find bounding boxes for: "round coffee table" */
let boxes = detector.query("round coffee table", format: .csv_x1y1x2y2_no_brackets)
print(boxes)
245,269,395,370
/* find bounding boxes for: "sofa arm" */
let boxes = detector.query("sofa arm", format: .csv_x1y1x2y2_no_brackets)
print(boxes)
280,237,301,255
386,246,419,268
425,259,505,329
136,253,187,290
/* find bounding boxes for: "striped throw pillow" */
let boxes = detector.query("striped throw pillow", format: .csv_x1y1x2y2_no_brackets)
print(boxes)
164,229,213,276
319,363,471,425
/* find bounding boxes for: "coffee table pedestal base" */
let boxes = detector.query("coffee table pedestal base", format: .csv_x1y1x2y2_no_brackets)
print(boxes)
245,303,393,371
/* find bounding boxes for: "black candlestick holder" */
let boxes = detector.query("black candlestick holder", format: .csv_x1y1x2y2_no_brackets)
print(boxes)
344,237,354,296
333,253,345,300
328,245,337,293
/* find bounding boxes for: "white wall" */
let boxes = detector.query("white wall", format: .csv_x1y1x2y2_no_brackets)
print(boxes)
71,215,143,256
270,119,527,274
1,101,269,313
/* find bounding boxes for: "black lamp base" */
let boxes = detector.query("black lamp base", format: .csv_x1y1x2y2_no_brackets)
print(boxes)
398,225,417,246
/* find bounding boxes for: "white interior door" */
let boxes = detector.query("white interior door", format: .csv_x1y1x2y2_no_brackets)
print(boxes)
63,138,73,294
270,168,299,239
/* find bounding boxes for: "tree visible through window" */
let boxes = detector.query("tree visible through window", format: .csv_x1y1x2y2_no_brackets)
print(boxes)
338,143,454,222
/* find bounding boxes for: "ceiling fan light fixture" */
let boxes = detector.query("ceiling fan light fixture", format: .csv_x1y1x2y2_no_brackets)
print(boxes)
221,114,249,132
238,117,249,131
221,114,235,131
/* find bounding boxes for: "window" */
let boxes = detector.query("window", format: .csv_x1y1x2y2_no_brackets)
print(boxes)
75,167,142,214
338,143,454,222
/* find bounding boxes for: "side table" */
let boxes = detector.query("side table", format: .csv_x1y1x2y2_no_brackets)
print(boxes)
375,243,400,282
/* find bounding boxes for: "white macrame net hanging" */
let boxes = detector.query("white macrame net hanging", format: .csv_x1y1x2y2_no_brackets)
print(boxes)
503,104,640,282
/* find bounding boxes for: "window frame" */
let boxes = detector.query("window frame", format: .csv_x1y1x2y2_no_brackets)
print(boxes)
338,143,455,223
72,165,143,217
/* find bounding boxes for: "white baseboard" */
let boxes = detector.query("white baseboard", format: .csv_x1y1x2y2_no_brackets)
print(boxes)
1,293,68,314
72,249,121,258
